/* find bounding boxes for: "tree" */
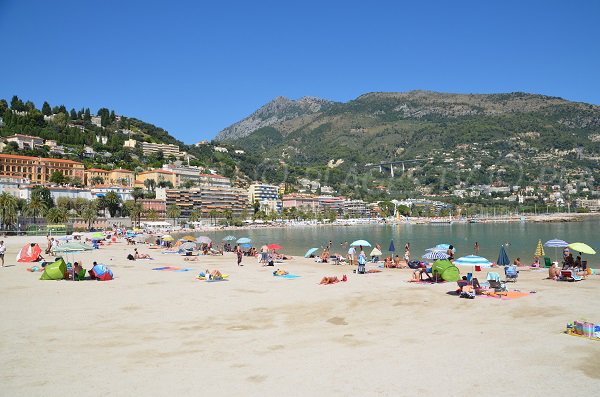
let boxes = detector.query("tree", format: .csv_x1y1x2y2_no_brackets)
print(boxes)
25,195,48,223
84,108,91,121
166,204,181,225
81,201,98,230
124,201,143,227
42,101,52,116
51,112,67,128
208,209,218,226
10,95,24,111
189,209,202,223
0,99,8,114
378,201,395,218
132,187,145,202
45,207,68,224
0,192,18,229
90,176,104,186
157,180,173,189
144,179,156,192
24,100,35,112
223,209,233,225
49,171,67,185
31,186,54,209
103,191,122,217
70,108,77,119
252,200,260,214
145,209,159,221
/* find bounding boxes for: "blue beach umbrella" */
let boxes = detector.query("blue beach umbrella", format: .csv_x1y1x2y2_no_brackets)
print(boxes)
240,243,252,249
454,255,492,268
422,251,449,260
497,245,510,266
237,237,251,244
304,247,319,258
389,240,395,252
544,238,569,262
351,240,371,247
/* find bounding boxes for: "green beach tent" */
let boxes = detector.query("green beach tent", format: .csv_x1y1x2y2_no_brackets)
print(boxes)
40,259,67,280
432,259,461,282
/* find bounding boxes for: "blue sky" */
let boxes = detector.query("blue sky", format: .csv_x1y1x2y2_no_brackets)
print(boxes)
0,0,598,143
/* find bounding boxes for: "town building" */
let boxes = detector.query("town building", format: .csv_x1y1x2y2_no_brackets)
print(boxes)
343,199,370,218
139,199,166,218
0,154,85,184
4,134,44,150
19,185,93,201
575,199,600,212
90,185,134,201
108,169,135,187
139,142,181,157
197,173,231,188
0,175,30,197
282,193,321,213
318,196,345,214
162,164,204,187
248,183,280,214
157,185,248,219
135,169,177,188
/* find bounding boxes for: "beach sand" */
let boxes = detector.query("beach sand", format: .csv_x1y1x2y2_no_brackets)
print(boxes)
1,236,599,396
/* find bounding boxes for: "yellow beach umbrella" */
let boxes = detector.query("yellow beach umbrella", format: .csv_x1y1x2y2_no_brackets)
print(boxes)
534,239,545,257
181,235,196,242
567,242,596,255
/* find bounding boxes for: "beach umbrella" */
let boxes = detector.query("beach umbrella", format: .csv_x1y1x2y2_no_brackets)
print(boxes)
497,245,510,266
389,240,395,252
179,242,196,251
90,264,113,281
422,251,449,260
351,240,371,247
267,244,283,251
534,239,545,257
52,242,92,252
196,236,212,244
237,237,251,244
162,236,175,242
370,248,382,257
304,247,319,258
181,235,196,242
56,235,73,241
89,232,105,239
454,255,492,268
567,242,596,255
240,243,252,249
222,235,236,241
544,239,569,262
162,234,173,239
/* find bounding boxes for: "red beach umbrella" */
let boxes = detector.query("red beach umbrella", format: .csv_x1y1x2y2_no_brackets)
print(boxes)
267,244,283,251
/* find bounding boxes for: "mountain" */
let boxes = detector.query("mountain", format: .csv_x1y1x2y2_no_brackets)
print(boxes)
218,91,600,200
215,96,336,141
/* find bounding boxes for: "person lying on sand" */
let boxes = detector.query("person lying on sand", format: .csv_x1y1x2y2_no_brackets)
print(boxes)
133,249,152,260
274,269,288,276
320,276,341,284
184,256,199,261
206,269,223,280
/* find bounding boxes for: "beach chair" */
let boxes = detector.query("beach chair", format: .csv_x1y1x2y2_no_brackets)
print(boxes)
559,269,583,282
486,272,501,282
544,257,552,268
504,265,518,282
486,272,506,292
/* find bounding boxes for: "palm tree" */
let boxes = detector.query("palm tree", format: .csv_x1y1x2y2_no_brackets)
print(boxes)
189,209,202,223
223,209,233,225
103,191,122,217
81,202,98,230
45,207,68,224
25,195,47,224
145,209,159,221
132,187,145,202
144,179,156,192
166,204,181,226
125,201,143,227
0,192,18,230
208,209,218,226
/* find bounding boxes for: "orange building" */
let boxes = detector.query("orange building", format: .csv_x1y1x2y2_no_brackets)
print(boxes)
0,154,84,184
85,168,110,186
108,168,135,187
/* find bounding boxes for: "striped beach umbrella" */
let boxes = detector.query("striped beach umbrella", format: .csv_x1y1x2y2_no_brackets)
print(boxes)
534,239,545,257
544,239,569,261
422,251,449,260
454,255,492,268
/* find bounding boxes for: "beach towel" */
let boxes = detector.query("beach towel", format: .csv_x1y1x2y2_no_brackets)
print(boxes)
274,274,300,279
408,279,445,285
480,291,530,300
152,266,193,272
197,274,229,281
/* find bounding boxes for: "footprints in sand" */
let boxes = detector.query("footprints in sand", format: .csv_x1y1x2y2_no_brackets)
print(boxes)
327,316,348,325
246,375,268,383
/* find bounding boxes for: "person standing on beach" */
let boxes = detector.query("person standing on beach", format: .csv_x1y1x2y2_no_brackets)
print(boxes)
404,243,410,264
347,245,356,266
474,242,480,255
236,245,243,266
0,240,5,267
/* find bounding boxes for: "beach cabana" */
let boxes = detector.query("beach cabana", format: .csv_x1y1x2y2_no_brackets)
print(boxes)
16,243,42,262
432,259,460,282
40,258,67,280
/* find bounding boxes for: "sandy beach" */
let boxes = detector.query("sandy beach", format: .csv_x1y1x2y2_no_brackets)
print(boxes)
1,235,599,397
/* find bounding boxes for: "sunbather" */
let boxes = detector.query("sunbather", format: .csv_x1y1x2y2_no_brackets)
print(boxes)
384,256,393,268
206,269,223,280
184,256,199,261
133,249,152,260
320,276,340,284
548,264,561,280
412,264,432,281
274,269,288,276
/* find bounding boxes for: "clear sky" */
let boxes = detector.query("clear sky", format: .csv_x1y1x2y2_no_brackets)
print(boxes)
0,0,598,143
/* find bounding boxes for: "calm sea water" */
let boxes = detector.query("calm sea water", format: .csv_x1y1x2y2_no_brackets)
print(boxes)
191,218,600,264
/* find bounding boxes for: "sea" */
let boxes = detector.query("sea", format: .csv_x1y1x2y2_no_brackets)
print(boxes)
189,218,600,264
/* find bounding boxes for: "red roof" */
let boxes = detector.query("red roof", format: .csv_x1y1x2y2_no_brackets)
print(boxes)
87,168,110,173
0,153,83,165
111,168,133,173
139,169,174,175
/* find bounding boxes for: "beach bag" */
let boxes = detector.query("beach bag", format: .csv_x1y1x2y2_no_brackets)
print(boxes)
127,254,135,260
357,263,366,274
